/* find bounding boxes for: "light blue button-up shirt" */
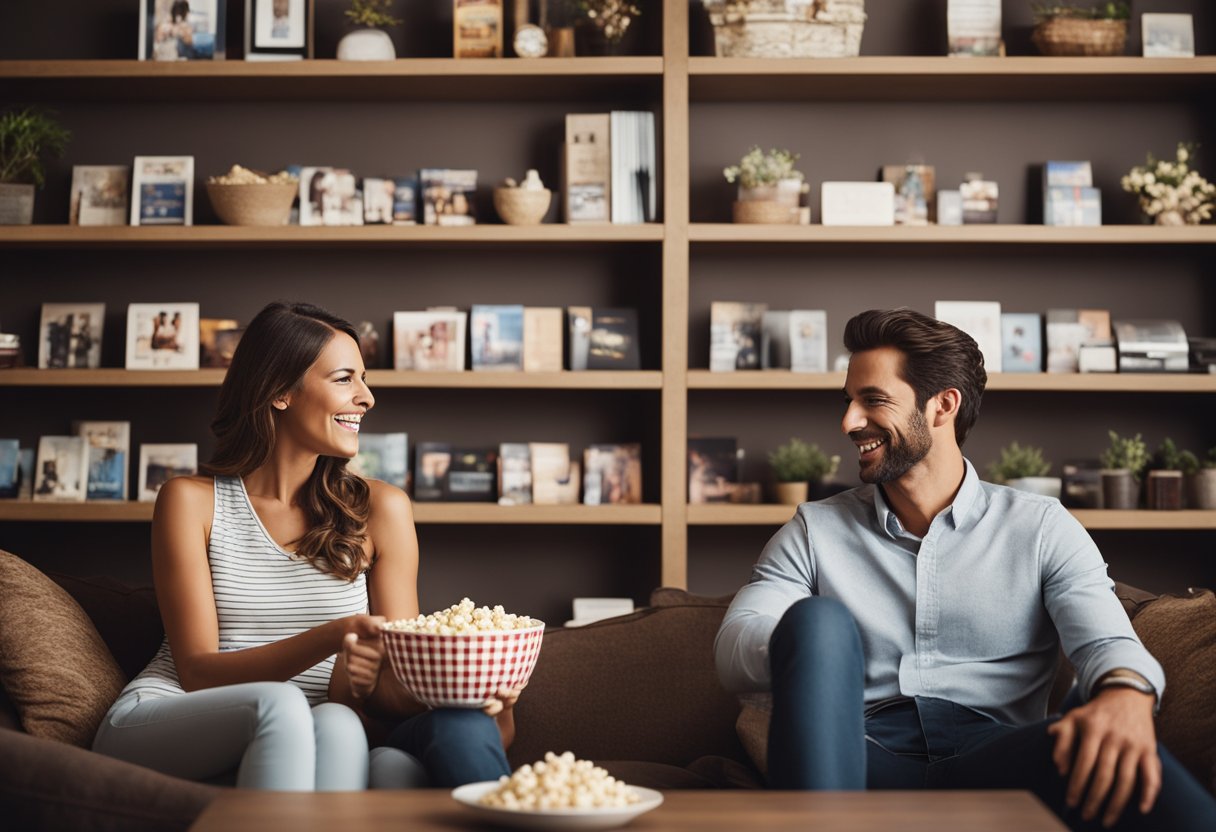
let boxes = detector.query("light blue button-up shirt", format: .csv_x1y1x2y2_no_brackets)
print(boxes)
715,460,1164,726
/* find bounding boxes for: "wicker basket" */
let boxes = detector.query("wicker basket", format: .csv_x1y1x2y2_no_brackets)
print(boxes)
733,200,798,224
493,187,551,225
1031,18,1127,57
705,0,865,59
206,182,297,226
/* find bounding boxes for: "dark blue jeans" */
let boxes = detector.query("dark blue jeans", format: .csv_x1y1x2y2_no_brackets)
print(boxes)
767,596,1216,832
379,708,510,788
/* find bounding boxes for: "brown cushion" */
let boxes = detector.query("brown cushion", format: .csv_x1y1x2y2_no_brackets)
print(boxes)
735,702,769,777
0,550,126,747
0,726,217,832
0,688,20,731
49,573,163,681
1131,588,1216,793
649,587,733,608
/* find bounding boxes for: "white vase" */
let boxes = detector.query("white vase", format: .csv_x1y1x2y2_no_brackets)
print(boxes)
337,28,396,61
1005,476,1062,500
1154,209,1185,226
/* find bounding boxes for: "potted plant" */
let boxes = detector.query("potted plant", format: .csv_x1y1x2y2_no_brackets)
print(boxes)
768,438,839,505
724,146,804,224
337,0,401,61
1145,438,1187,510
1030,2,1130,57
574,0,641,55
1098,430,1148,510
1181,445,1216,510
1121,143,1215,227
986,442,1061,498
0,107,70,225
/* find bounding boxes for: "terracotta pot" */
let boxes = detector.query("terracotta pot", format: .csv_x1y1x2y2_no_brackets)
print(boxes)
1100,469,1139,510
1187,469,1216,509
1145,470,1183,510
773,481,808,506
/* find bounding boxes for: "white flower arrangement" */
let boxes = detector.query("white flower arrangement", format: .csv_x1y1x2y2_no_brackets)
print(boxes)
723,146,805,189
581,0,641,43
1120,143,1215,225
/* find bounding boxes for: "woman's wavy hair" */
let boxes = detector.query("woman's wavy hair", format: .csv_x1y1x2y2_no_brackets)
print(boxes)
843,308,987,447
202,301,370,581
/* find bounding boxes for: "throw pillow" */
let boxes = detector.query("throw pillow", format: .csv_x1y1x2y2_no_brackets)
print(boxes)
735,701,770,778
0,550,126,747
1131,588,1216,793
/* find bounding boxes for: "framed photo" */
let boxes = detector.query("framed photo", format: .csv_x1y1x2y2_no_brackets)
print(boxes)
1142,14,1194,58
138,443,198,502
126,302,201,370
454,0,503,58
199,318,244,367
139,0,226,61
69,165,130,226
245,0,313,60
299,167,363,227
33,436,89,503
39,302,105,369
131,156,194,226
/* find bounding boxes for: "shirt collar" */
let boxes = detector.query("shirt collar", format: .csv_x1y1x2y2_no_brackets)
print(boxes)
872,457,982,538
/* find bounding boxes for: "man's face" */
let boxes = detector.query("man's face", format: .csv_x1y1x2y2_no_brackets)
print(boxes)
842,347,933,484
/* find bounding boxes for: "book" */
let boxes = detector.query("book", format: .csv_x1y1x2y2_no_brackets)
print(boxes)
789,310,829,374
420,168,477,226
0,439,20,499
362,177,396,225
349,432,409,490
131,156,193,226
523,307,564,372
583,443,642,506
16,448,34,500
1000,313,1043,373
1045,186,1101,227
75,420,131,501
688,438,738,504
530,442,577,505
935,301,1003,373
710,302,766,372
1044,160,1093,188
69,165,129,226
821,182,895,226
882,164,936,225
33,436,88,502
564,114,611,223
960,175,998,223
199,318,243,368
413,442,452,501
38,302,104,369
126,302,201,371
947,0,1002,56
299,167,362,227
587,308,640,371
453,0,503,58
392,176,419,225
567,306,593,371
610,111,656,224
498,442,532,506
393,310,467,371
1045,309,1087,373
937,190,963,225
471,305,524,371
137,443,197,502
447,447,499,502
761,311,792,370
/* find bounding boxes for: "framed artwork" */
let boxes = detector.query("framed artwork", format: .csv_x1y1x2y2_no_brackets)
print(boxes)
139,0,226,61
131,156,194,226
38,302,105,369
1142,14,1195,58
69,166,129,226
126,302,201,370
138,443,198,502
245,0,314,60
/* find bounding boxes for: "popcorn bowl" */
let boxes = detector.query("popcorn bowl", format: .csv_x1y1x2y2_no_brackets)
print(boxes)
381,622,545,709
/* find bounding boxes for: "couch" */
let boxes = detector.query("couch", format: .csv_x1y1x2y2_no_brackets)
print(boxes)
1,549,1213,832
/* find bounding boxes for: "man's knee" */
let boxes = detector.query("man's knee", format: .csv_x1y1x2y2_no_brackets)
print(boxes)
423,708,499,746
771,596,860,656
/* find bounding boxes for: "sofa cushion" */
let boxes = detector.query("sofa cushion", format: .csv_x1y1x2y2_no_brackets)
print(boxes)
1131,588,1216,793
0,550,126,746
49,573,163,681
0,726,216,832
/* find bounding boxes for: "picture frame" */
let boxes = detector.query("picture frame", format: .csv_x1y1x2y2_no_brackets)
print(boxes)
131,156,194,226
126,302,201,370
138,443,198,502
454,0,503,58
69,165,130,226
33,436,88,503
245,0,314,60
1141,13,1194,59
139,0,226,61
38,302,105,369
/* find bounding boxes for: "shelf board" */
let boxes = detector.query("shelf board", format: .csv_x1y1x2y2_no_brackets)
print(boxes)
687,504,1216,530
0,368,663,390
688,224,1216,246
0,58,664,102
0,501,663,525
0,224,663,249
689,56,1216,102
688,371,1216,393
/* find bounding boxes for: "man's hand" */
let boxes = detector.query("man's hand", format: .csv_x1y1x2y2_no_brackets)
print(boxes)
483,686,525,749
1046,686,1161,828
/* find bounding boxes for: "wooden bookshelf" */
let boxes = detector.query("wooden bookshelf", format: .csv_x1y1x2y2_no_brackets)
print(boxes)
687,224,1216,246
687,370,1216,394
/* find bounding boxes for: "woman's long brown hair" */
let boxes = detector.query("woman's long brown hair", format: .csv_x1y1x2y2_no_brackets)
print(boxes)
201,301,371,581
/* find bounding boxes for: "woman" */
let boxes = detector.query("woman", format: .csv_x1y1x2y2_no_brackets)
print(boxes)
94,301,518,790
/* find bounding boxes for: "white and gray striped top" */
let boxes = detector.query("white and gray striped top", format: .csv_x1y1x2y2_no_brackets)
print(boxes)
113,475,368,707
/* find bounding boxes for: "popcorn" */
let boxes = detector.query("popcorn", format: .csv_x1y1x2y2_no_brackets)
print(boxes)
207,164,297,186
383,597,538,636
479,752,640,811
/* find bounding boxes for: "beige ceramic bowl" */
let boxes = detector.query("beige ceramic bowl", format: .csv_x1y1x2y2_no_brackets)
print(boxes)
494,187,552,225
206,181,297,226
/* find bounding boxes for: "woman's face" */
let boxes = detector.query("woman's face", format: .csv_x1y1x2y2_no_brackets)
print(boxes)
275,332,374,459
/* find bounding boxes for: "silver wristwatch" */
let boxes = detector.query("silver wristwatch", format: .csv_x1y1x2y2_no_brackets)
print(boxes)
1096,674,1157,698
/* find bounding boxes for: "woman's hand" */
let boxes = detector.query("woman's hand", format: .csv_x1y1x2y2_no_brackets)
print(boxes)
340,615,386,700
483,685,525,749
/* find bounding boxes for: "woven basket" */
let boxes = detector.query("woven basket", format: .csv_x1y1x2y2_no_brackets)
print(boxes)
205,181,297,226
733,200,798,224
705,0,865,59
493,187,551,225
1031,18,1127,57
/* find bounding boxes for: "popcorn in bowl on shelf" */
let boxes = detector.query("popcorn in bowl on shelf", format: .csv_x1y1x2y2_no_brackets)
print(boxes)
206,164,297,185
479,752,640,811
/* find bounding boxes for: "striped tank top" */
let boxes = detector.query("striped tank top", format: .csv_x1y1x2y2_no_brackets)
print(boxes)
113,475,369,707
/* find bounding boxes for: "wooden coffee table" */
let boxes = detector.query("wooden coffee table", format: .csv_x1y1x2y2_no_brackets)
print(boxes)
190,789,1068,831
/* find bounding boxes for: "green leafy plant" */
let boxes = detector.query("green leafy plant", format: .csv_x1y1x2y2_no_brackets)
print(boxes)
1032,2,1130,22
768,438,840,483
987,442,1052,484
724,147,805,189
1153,437,1196,474
345,0,401,29
0,107,70,188
1100,431,1149,479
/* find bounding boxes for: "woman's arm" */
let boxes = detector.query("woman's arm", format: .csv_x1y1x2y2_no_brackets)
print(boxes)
154,476,377,692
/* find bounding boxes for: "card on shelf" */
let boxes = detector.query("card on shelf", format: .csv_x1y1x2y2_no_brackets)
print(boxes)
38,303,104,369
498,442,533,506
710,302,765,372
393,310,467,372
587,308,640,371
131,156,194,226
350,432,409,491
688,437,738,505
789,310,829,374
33,436,89,503
69,166,130,226
821,182,895,226
413,442,452,501
126,303,201,370
1000,313,1042,373
75,421,131,501
471,305,524,371
583,443,642,506
137,443,197,502
935,301,1002,373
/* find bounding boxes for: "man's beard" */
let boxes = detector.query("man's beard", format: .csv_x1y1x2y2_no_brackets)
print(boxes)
855,408,932,484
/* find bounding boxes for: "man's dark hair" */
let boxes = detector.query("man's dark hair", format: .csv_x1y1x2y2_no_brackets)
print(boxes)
843,308,987,446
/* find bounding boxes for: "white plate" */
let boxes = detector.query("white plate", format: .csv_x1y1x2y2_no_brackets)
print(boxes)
451,781,663,830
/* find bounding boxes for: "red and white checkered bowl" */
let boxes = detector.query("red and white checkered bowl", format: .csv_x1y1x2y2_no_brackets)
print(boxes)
381,623,545,709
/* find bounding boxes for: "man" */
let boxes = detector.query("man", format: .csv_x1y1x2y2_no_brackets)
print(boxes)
715,309,1215,830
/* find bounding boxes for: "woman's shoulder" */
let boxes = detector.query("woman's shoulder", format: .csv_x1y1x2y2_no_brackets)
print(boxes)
365,478,413,516
155,474,214,510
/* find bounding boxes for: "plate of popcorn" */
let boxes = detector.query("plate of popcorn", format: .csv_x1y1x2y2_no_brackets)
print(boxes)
452,752,663,830
380,598,545,709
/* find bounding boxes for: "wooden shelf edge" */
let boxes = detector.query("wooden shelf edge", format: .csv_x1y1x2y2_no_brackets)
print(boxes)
687,224,1216,245
688,56,1216,77
687,371,1216,393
